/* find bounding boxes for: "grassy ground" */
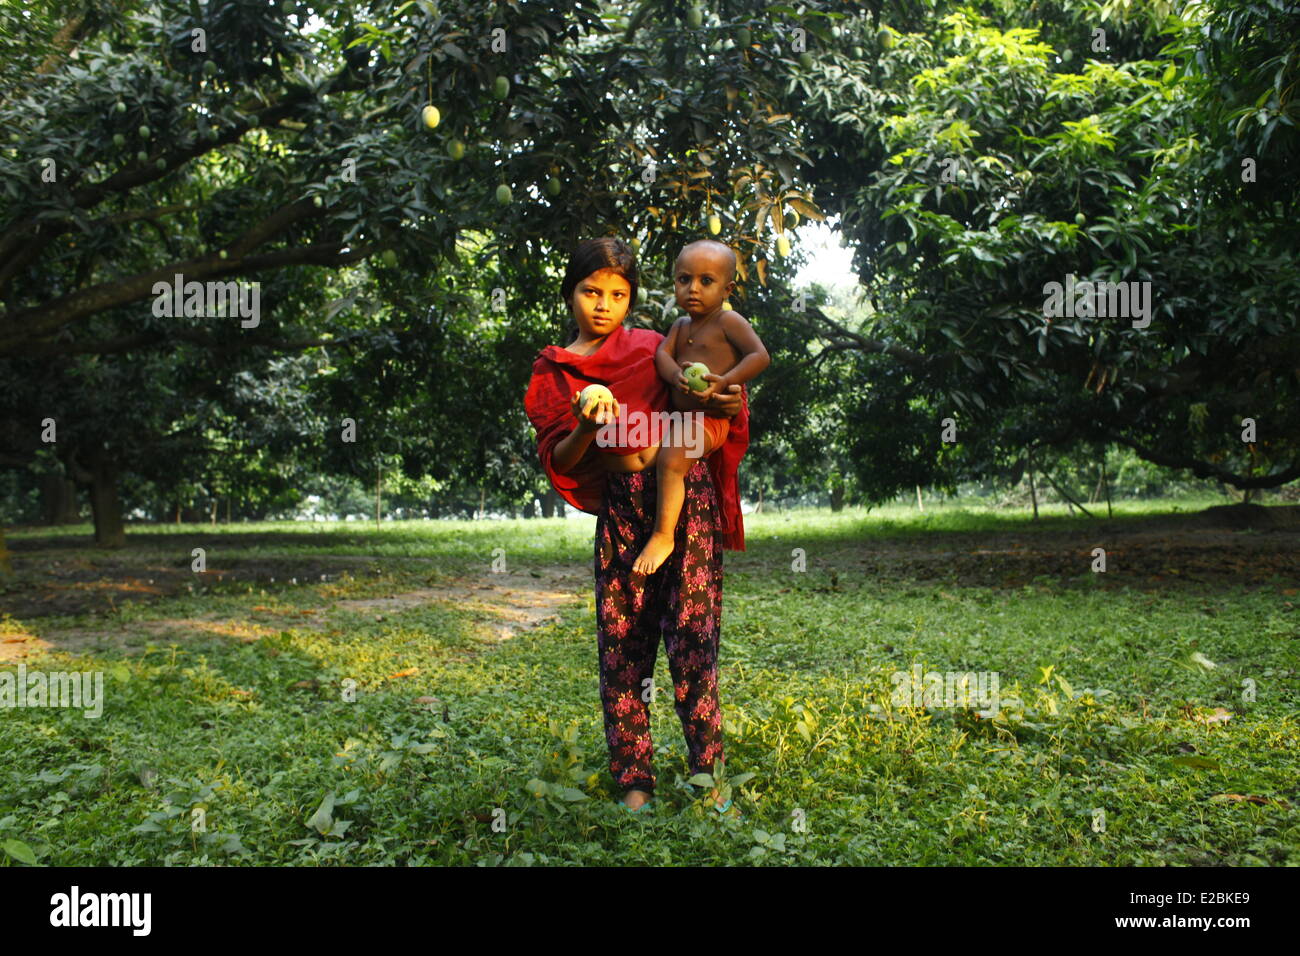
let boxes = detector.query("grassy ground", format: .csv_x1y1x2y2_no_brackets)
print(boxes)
1,497,1297,866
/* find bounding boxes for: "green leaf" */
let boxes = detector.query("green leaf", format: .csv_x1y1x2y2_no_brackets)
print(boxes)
688,773,715,788
2,839,36,865
306,792,335,834
1171,756,1220,770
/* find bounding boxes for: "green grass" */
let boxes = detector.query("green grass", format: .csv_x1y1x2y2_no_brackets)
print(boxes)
1,497,1297,866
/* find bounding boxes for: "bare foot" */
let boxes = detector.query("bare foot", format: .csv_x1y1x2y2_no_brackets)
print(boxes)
632,532,675,575
623,789,651,811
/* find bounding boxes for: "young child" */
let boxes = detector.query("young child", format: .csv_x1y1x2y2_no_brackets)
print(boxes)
632,239,770,575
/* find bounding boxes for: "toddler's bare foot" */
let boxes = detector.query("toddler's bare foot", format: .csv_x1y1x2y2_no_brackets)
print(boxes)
632,532,675,575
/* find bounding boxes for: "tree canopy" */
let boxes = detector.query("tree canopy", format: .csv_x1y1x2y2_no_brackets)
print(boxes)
1,0,1296,544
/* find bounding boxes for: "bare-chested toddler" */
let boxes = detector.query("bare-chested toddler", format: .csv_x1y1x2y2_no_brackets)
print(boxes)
632,240,770,574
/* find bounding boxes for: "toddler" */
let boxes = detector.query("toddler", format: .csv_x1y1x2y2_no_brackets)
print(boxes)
632,239,770,574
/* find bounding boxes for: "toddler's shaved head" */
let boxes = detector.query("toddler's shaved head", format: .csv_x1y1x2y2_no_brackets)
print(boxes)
677,239,737,285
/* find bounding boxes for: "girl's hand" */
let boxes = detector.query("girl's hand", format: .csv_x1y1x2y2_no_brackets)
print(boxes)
710,384,744,418
571,390,617,431
673,367,692,394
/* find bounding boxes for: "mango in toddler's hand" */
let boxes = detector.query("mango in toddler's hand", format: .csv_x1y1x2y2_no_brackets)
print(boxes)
684,362,710,391
579,384,615,408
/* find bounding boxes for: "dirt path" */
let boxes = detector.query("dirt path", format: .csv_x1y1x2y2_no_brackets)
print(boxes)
3,505,1297,660
0,567,589,662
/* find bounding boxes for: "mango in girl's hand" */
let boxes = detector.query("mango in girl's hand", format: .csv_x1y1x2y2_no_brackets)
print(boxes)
579,384,614,408
684,362,710,390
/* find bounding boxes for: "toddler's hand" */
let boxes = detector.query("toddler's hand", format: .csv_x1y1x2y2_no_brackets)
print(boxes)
693,374,725,403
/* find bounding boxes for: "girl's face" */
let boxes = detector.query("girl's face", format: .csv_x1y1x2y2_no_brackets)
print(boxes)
569,268,632,341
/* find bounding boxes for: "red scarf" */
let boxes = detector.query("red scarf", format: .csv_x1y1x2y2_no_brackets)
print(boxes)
523,323,748,550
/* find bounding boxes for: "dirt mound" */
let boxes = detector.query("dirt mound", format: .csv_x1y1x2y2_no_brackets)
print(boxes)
1192,503,1300,530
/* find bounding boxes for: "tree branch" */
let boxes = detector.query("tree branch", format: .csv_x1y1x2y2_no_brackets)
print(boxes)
18,327,364,359
1110,434,1300,489
0,204,365,352
801,306,931,367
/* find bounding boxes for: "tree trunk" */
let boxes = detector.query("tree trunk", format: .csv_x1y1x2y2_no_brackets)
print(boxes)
375,464,381,528
1027,452,1039,520
1102,448,1113,518
539,488,557,518
479,487,486,519
210,498,217,525
756,485,763,514
830,485,845,512
226,497,231,523
86,445,126,548
0,528,11,575
915,485,924,512
40,474,79,524
523,498,536,518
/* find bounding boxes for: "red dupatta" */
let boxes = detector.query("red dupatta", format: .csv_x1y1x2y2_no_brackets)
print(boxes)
523,323,748,550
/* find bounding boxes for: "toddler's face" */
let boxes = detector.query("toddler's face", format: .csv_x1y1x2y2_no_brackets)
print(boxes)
674,250,733,317
570,269,631,338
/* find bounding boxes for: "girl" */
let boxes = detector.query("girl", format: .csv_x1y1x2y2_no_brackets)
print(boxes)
523,237,748,816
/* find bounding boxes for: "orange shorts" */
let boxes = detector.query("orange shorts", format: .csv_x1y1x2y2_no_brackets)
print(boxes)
700,413,730,451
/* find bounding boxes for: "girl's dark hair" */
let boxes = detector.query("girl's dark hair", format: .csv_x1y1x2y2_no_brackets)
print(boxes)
559,237,639,344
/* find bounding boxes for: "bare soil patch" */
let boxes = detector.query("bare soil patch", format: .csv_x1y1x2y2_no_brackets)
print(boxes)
0,567,587,661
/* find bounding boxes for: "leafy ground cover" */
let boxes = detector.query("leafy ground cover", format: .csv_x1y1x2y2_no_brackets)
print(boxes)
1,497,1296,865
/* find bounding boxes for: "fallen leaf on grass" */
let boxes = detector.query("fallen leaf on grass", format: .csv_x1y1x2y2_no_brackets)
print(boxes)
1209,793,1291,809
387,667,419,680
414,696,441,705
229,688,253,698
1191,707,1233,725
291,680,319,690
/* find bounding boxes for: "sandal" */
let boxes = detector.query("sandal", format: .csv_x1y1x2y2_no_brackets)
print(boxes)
620,790,652,813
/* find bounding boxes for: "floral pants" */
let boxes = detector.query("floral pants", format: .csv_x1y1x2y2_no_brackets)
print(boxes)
594,458,726,797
